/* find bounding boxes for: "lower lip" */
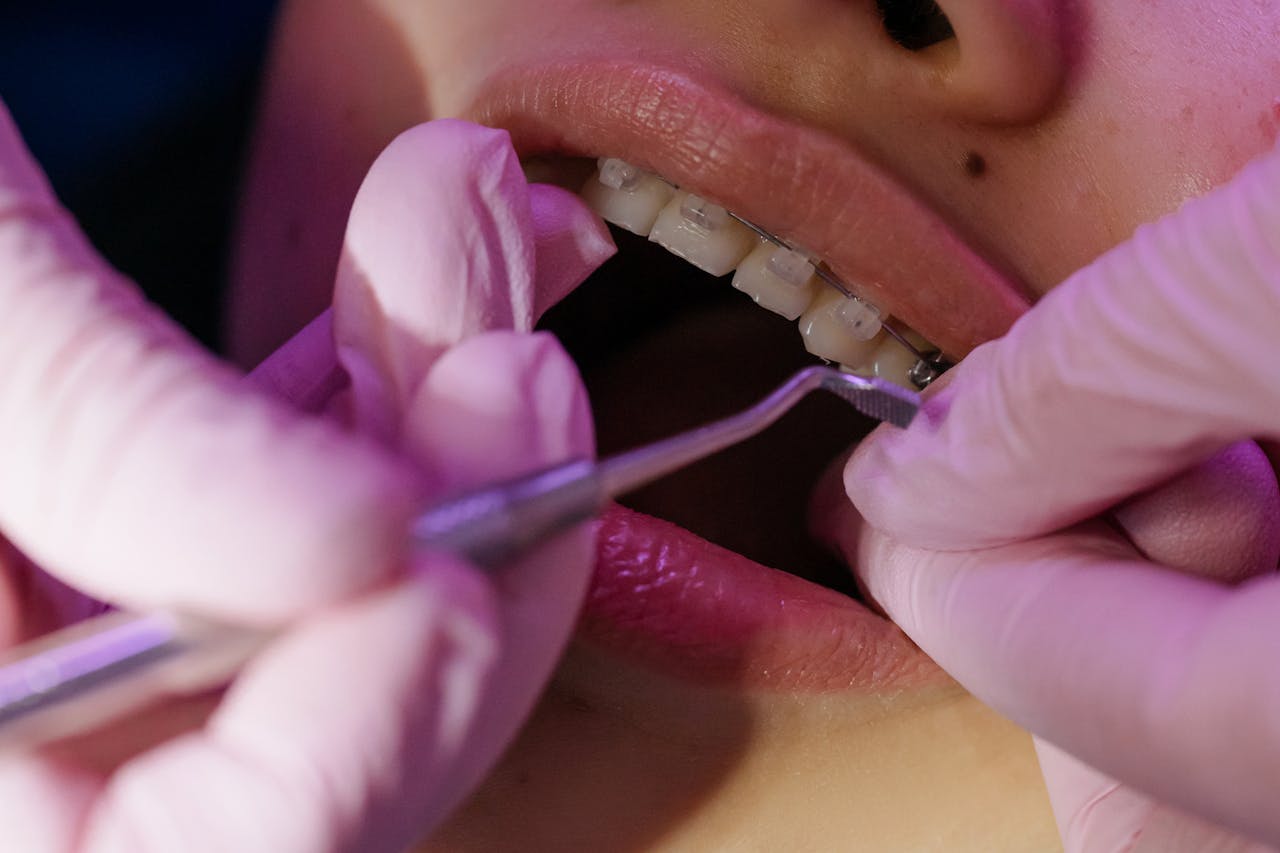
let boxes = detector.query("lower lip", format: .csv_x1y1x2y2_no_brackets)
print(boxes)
577,503,945,693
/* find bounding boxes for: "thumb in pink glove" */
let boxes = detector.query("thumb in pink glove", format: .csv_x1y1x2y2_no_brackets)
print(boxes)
837,139,1280,850
0,105,613,852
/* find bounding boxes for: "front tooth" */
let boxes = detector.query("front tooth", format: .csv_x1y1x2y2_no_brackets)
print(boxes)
799,289,885,366
580,158,675,235
731,242,819,320
597,157,641,190
648,192,757,276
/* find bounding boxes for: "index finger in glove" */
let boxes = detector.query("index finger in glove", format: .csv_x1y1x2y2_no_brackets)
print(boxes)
0,103,421,622
846,141,1280,550
333,119,607,828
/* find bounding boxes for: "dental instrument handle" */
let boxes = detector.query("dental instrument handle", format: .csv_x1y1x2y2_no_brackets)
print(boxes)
0,462,608,751
0,367,917,751
0,610,272,750
410,458,604,569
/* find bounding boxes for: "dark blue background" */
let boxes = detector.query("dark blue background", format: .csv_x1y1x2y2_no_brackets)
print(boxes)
1,2,278,347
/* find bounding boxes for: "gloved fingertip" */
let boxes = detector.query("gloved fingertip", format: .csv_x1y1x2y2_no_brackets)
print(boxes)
335,120,524,292
342,119,526,270
842,355,1038,551
842,425,932,546
842,431,890,515
363,119,518,193
528,182,616,318
334,119,542,429
407,331,593,491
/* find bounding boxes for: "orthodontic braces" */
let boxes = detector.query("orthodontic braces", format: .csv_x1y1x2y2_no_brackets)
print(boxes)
651,175,953,390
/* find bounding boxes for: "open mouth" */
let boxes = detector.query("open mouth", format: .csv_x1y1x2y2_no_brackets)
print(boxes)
466,60,1030,693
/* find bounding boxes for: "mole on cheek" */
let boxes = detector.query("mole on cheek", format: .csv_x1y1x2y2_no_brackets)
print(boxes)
962,151,987,179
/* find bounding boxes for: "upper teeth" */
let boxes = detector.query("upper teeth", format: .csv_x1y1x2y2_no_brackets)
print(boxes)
649,192,758,276
577,157,939,390
579,159,675,235
732,242,818,321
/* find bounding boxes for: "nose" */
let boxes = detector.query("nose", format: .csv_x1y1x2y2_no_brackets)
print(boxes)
724,0,1069,125
917,0,1068,122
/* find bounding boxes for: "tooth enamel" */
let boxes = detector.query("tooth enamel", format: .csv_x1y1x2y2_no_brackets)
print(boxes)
768,244,818,284
648,192,757,276
860,330,931,390
799,289,885,366
597,157,642,191
580,159,676,235
835,294,884,341
731,241,819,320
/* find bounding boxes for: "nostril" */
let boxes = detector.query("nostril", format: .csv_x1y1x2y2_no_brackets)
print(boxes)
875,0,955,51
884,0,1067,124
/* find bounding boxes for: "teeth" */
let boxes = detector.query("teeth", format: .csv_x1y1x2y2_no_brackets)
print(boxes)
799,289,885,367
731,241,820,321
845,330,931,390
580,156,945,389
580,158,676,235
648,192,757,276
598,157,642,190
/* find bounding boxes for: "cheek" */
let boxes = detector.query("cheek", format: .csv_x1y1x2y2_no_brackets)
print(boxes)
1061,7,1280,250
1095,104,1277,232
936,3,1280,298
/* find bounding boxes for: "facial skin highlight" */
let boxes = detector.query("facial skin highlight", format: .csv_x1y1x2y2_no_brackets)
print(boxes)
228,1,1280,849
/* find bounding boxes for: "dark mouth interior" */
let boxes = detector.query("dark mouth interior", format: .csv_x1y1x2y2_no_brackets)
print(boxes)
539,227,876,598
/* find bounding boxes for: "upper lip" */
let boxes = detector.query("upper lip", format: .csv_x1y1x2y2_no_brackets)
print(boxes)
465,58,1032,358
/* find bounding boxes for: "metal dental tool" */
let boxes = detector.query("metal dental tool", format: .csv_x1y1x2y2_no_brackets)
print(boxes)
0,367,918,751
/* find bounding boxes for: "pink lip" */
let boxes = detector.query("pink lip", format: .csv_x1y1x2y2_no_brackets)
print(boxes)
463,59,1005,692
584,504,944,691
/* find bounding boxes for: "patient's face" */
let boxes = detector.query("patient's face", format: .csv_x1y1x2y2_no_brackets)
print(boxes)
231,1,1280,849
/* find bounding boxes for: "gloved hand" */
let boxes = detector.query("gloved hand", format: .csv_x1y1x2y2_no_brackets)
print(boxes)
836,139,1280,851
0,106,613,852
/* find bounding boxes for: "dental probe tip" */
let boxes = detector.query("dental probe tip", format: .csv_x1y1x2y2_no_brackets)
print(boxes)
818,369,920,429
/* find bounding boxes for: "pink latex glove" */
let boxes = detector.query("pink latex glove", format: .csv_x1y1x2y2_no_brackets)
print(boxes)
0,105,613,852
836,139,1280,851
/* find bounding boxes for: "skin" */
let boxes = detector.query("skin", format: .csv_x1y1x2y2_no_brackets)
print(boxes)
226,1,1280,849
